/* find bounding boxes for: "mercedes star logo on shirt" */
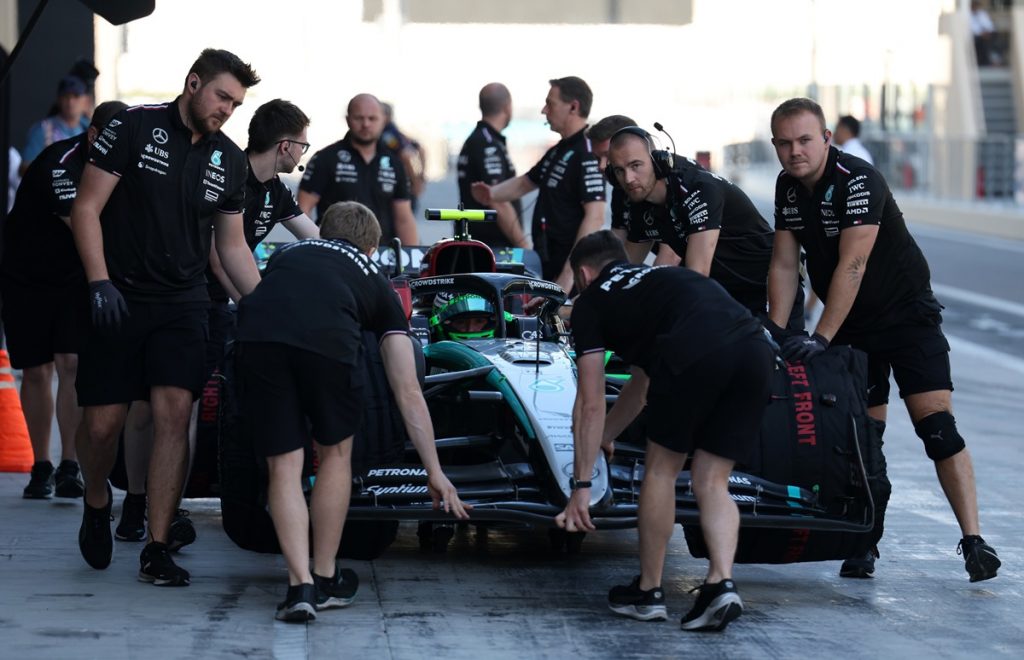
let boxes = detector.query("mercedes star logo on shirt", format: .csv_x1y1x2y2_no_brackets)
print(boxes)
152,128,169,145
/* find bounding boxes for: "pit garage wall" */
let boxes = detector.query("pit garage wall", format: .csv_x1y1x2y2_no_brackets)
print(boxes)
6,0,94,154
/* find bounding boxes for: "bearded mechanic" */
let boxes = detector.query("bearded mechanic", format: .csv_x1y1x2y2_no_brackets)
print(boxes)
766,97,1000,582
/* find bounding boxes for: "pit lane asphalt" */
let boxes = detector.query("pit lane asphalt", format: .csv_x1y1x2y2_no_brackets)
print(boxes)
1,181,1021,659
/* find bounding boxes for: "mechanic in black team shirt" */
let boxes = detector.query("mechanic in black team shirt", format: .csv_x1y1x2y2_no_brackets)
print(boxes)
1,101,126,501
767,97,1001,582
113,99,324,545
70,49,262,587
606,126,803,327
471,77,605,292
235,201,470,622
457,83,529,249
297,93,419,246
558,231,772,632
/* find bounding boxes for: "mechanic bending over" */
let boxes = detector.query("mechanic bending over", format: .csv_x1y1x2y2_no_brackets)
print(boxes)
588,114,678,267
766,97,1000,582
605,126,803,329
235,201,471,623
558,230,774,632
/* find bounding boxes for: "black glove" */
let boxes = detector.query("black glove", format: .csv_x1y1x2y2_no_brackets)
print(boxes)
89,279,128,333
762,319,790,344
781,332,829,363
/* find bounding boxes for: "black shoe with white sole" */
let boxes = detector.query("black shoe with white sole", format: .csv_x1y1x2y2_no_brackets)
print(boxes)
680,580,743,632
276,583,317,623
314,566,359,610
607,575,667,621
138,542,190,586
840,546,879,579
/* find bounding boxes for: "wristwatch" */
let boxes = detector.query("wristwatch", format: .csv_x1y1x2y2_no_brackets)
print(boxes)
569,477,592,490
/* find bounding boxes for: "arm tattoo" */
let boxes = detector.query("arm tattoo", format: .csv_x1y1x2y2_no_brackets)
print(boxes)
846,254,868,286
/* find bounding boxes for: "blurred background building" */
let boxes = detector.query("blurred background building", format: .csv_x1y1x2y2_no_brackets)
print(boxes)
2,0,1023,215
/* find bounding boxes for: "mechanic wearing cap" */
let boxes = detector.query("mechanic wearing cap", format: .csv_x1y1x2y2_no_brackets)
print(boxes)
1,100,127,501
19,76,91,175
767,97,1000,582
558,230,772,632
457,83,528,249
606,127,802,328
235,201,470,622
471,77,605,293
297,93,418,246
70,48,262,587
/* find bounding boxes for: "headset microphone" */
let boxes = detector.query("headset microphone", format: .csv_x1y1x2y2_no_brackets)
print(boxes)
285,147,304,172
653,122,677,157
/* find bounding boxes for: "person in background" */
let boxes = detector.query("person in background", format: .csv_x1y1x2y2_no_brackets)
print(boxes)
20,76,91,175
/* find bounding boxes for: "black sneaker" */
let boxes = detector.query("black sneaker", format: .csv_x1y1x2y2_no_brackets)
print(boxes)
840,546,879,578
276,583,317,622
22,461,55,499
958,536,1001,583
680,579,743,632
78,483,113,569
313,566,359,610
54,460,84,498
608,575,667,621
138,541,190,586
167,509,196,552
115,493,147,542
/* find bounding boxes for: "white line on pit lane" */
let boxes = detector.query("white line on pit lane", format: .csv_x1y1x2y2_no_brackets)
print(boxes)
932,283,1024,319
909,222,1024,255
947,334,1024,377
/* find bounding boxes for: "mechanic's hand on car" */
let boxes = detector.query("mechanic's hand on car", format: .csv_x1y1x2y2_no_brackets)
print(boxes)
600,438,615,462
781,332,829,363
427,471,473,520
470,181,493,206
762,319,791,345
555,488,596,532
89,279,128,333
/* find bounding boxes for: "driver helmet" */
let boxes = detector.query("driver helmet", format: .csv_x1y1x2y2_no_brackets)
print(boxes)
430,292,499,340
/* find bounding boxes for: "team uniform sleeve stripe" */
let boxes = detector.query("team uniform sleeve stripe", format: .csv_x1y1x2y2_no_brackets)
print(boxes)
377,329,411,346
216,208,243,215
836,162,851,175
580,347,606,355
277,212,300,223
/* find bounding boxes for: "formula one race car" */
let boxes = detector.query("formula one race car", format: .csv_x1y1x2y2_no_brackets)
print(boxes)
215,209,890,562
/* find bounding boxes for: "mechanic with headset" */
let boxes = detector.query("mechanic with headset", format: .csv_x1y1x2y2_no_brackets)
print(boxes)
558,230,773,632
605,125,803,328
235,201,471,622
767,97,1000,583
71,49,262,588
471,77,605,294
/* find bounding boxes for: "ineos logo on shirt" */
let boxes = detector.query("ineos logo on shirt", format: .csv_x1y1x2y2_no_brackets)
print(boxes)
152,128,169,145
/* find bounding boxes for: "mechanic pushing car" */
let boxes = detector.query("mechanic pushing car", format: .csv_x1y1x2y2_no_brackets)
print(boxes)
234,201,471,622
557,230,774,632
604,126,803,330
766,97,1000,582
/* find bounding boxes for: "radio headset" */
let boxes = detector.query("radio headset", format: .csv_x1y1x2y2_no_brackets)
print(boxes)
604,124,676,186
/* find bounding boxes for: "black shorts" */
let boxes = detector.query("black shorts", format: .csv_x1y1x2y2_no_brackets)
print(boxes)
237,341,364,458
645,336,773,464
834,322,953,407
76,300,209,406
0,280,87,369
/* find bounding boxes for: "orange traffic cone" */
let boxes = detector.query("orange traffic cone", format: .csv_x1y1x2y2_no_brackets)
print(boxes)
0,348,34,472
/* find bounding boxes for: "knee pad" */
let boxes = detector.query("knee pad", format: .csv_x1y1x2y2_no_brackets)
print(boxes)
914,411,966,461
